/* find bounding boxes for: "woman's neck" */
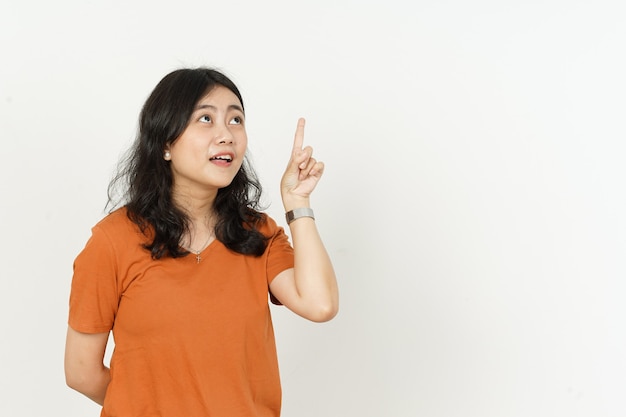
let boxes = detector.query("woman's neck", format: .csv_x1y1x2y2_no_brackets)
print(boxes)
172,186,217,222
172,187,218,251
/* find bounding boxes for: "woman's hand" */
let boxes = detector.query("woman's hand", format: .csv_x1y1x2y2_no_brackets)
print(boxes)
280,118,324,208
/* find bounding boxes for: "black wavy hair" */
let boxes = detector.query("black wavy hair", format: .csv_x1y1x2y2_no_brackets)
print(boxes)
107,67,268,259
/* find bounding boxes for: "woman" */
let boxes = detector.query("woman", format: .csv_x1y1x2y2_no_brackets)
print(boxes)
64,67,338,416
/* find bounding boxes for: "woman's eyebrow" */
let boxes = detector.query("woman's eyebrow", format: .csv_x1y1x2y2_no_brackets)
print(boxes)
194,104,244,113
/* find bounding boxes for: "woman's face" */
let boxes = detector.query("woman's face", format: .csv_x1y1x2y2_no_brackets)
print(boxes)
165,85,248,195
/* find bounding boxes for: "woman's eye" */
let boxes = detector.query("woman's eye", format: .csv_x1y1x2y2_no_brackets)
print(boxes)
199,115,211,123
230,116,242,125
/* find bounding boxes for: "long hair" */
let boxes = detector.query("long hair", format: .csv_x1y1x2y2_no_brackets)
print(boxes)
107,68,268,259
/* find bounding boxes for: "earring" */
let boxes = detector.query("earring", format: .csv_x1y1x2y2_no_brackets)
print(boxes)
164,151,171,160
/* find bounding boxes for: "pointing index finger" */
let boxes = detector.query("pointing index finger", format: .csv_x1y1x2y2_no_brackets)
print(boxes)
292,117,305,154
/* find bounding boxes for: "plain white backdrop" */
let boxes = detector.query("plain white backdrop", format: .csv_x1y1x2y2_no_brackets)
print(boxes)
1,1,625,416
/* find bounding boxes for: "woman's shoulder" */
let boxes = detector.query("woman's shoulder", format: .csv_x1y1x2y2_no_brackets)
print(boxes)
93,207,139,236
87,207,148,255
95,206,128,226
256,212,285,236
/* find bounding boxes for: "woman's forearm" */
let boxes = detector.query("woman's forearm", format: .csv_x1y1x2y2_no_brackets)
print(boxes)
289,215,339,322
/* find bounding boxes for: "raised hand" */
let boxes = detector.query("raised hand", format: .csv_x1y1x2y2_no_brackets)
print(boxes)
280,118,325,207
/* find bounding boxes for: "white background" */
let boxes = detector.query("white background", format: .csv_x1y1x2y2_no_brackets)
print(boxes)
1,1,625,416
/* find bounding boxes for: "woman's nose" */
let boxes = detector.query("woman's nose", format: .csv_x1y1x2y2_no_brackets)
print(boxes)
215,125,234,144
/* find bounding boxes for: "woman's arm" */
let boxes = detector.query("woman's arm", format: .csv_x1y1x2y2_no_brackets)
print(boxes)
270,220,338,322
64,326,111,405
269,118,339,322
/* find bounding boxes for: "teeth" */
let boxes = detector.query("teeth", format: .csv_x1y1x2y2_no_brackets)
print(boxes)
212,155,232,161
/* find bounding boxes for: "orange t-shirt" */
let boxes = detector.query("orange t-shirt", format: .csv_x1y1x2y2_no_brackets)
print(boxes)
68,208,294,417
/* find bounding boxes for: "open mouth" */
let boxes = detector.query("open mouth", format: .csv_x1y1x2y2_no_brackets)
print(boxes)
209,155,233,162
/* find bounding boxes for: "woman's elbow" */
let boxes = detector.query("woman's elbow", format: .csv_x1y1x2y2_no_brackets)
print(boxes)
308,302,339,323
65,368,91,392
65,361,109,394
65,365,109,405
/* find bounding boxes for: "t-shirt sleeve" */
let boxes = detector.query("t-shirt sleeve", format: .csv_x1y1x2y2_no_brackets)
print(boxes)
264,216,294,305
265,221,294,283
68,225,120,334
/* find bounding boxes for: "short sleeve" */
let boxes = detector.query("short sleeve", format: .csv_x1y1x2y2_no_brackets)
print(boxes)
68,225,120,333
265,222,294,282
263,216,294,305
